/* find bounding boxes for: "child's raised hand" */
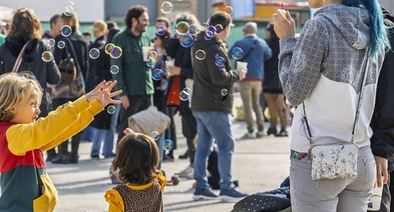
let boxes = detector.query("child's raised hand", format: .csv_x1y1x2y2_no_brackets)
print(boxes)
123,128,134,135
86,80,122,107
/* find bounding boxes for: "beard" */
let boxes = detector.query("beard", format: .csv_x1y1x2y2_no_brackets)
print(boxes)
136,21,146,33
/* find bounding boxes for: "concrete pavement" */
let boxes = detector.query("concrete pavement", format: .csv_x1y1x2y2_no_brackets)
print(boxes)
49,94,291,212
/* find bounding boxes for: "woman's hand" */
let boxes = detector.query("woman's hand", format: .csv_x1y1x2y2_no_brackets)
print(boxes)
375,156,389,187
272,9,296,39
86,80,122,107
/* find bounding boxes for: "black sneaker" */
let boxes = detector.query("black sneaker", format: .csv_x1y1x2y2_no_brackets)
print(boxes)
276,129,289,137
193,187,218,200
51,155,70,164
46,153,57,162
267,127,278,136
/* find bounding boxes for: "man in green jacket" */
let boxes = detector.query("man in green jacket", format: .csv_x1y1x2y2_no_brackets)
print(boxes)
111,5,153,140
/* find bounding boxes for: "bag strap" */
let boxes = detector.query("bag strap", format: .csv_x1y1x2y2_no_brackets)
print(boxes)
303,48,371,144
12,40,32,73
240,37,258,61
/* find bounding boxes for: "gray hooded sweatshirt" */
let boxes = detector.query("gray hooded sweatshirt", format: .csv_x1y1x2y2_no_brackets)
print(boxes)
279,4,385,153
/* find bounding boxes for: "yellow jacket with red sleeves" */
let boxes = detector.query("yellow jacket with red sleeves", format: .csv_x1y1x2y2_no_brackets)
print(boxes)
0,96,103,212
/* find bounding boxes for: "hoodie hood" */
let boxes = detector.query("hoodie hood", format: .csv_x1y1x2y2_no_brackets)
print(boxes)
314,4,370,49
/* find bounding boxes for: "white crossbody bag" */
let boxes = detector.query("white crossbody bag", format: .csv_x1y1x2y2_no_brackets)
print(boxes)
303,49,370,181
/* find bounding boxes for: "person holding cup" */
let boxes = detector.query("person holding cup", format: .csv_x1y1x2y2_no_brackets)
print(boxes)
273,0,390,211
111,5,153,142
229,22,272,139
191,12,247,202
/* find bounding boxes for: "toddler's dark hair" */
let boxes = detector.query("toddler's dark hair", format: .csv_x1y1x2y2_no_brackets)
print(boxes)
113,132,159,185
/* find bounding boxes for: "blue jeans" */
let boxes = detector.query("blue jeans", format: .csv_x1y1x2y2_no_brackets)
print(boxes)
90,105,120,157
193,111,235,191
81,126,95,141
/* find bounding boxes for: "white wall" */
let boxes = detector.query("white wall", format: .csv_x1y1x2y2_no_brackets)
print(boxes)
0,0,104,22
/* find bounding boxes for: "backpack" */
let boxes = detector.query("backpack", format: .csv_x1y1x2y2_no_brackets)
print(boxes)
58,38,79,85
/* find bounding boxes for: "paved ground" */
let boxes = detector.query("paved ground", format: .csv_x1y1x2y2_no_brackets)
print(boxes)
49,94,291,212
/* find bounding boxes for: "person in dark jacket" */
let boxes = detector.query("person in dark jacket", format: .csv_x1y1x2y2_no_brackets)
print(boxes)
370,8,394,212
191,12,247,202
86,20,120,159
0,8,60,117
165,14,200,173
50,12,89,164
42,14,62,40
263,23,289,137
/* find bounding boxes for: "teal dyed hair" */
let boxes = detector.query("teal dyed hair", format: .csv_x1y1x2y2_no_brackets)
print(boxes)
341,0,391,56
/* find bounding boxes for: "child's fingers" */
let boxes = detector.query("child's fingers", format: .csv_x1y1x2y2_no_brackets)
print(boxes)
110,99,122,104
109,90,123,97
96,80,107,90
107,80,118,91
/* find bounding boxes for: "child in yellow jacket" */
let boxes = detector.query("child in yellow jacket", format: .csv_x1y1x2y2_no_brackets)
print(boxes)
0,73,122,212
105,128,166,212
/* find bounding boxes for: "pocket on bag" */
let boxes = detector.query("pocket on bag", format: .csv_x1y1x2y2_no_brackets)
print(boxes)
33,174,58,212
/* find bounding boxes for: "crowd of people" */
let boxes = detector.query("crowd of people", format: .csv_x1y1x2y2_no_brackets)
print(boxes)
0,0,393,211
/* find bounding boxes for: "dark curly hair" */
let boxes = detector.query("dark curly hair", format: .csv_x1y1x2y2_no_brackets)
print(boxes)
125,5,148,29
113,132,160,185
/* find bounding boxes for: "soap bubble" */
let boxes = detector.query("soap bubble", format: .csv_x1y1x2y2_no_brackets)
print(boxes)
89,48,100,59
156,26,167,36
105,43,115,55
163,139,174,151
188,24,200,36
231,47,244,60
41,51,53,62
61,25,72,37
175,21,190,35
47,38,56,47
151,131,160,140
63,5,74,16
152,69,164,81
215,24,224,33
179,88,191,101
107,105,116,114
195,49,206,61
204,26,216,40
221,89,228,96
215,55,226,68
180,33,194,48
160,1,173,14
110,46,123,59
110,65,119,75
225,6,234,15
206,25,216,34
57,41,66,49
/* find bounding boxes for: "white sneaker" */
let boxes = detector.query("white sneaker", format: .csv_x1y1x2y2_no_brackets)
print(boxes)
241,132,255,139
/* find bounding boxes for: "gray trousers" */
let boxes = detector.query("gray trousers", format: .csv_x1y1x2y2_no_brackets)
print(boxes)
290,146,376,212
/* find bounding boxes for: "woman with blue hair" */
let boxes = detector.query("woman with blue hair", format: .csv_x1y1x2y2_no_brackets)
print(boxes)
272,0,390,211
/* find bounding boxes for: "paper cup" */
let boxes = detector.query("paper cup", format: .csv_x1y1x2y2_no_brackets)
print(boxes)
142,47,151,62
237,61,248,73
